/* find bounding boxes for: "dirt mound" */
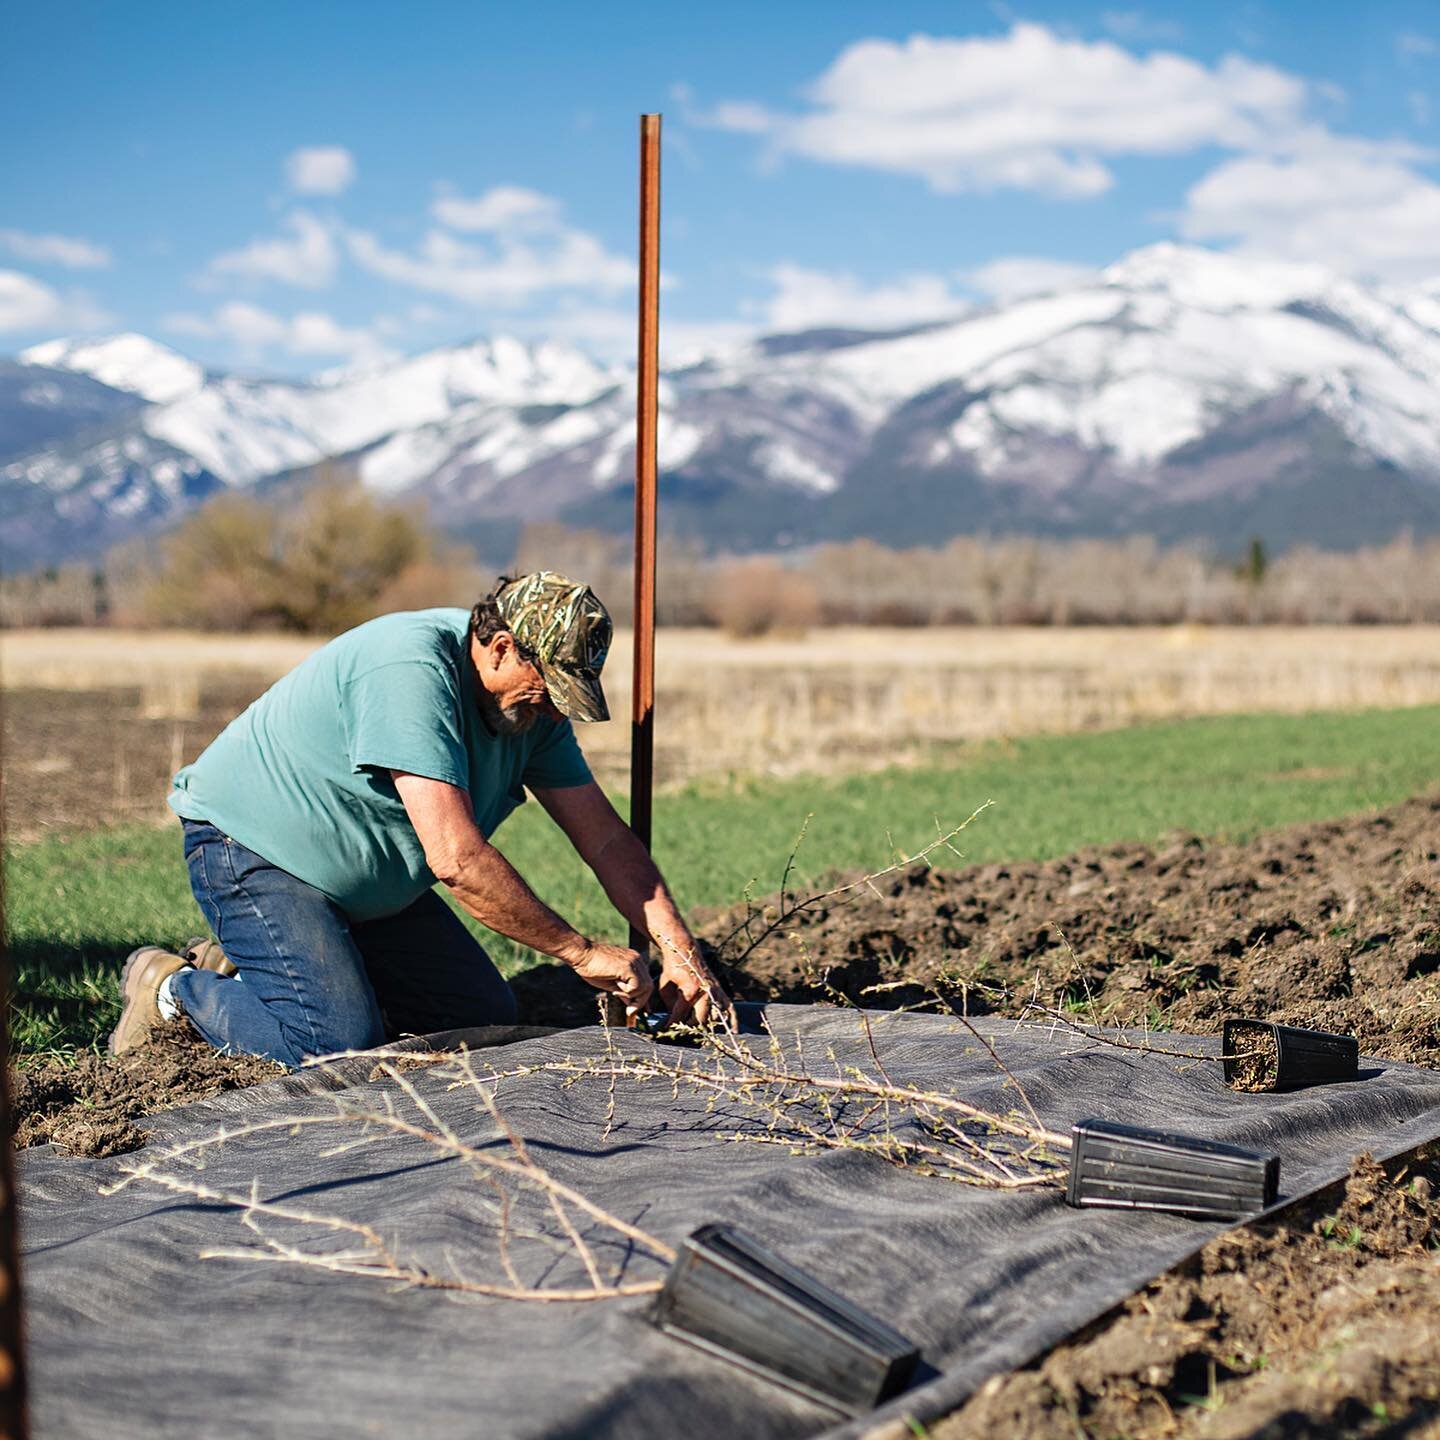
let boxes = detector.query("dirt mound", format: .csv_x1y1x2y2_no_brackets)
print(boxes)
12,1022,283,1157
710,792,1440,1068
933,1147,1440,1440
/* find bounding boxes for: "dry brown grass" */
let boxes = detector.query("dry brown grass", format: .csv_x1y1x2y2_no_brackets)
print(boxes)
6,624,1440,789
0,629,323,691
582,624,1440,784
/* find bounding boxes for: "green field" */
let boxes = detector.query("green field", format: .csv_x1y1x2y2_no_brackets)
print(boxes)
7,703,1439,1059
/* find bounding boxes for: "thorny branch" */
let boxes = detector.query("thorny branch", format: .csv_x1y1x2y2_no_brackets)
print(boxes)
860,972,1261,1066
715,802,994,970
477,1010,1070,1191
520,805,1089,1192
102,1058,675,1303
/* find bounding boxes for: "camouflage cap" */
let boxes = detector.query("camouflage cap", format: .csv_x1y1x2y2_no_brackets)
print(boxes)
496,570,613,723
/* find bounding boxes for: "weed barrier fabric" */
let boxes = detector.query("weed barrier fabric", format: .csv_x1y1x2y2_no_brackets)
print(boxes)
18,1006,1440,1440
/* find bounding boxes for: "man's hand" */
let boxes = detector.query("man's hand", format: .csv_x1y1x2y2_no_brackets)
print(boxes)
566,940,654,1013
655,940,733,1029
536,782,735,1028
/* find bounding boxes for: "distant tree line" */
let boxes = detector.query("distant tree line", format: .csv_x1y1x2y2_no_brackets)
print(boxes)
4,495,1440,632
1,480,479,633
516,524,1440,633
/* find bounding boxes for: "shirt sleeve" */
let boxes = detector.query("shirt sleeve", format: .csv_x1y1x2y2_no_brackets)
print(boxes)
341,661,469,789
523,718,593,791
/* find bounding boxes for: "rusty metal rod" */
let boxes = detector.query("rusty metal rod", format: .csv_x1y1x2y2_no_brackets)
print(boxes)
629,113,661,957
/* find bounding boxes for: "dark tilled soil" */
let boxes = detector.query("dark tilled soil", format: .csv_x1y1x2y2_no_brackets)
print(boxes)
3,679,269,839
708,792,1440,1070
925,1149,1440,1440
12,1022,283,1156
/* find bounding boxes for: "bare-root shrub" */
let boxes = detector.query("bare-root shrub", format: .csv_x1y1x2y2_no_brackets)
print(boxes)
489,1013,1069,1190
0,563,105,627
121,478,475,633
706,558,820,638
469,800,1070,1192
512,522,711,626
104,1054,675,1302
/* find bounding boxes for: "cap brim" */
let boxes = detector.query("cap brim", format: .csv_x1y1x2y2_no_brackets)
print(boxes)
541,662,609,723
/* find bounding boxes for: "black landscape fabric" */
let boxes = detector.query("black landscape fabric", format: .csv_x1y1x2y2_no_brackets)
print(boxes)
19,1005,1440,1440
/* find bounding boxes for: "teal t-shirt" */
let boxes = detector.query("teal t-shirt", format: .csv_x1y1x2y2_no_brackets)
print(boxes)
169,608,593,921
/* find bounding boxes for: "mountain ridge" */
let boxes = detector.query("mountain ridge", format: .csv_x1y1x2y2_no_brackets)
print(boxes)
6,242,1440,569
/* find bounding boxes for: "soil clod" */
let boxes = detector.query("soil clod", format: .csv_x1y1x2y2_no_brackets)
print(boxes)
13,1021,283,1156
710,792,1440,1073
934,1147,1440,1440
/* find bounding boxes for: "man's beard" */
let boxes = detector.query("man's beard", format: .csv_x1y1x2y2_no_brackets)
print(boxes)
477,684,539,736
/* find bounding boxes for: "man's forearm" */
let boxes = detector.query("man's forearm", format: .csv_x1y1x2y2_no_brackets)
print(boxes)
590,827,695,959
441,840,588,964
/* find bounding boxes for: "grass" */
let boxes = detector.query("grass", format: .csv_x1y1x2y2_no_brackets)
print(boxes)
7,702,1440,1059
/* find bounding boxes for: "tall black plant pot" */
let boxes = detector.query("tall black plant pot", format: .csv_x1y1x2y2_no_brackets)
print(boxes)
1223,1019,1359,1092
652,1223,920,1414
1066,1118,1279,1220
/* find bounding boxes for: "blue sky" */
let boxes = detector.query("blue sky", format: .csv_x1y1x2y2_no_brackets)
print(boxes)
2,0,1437,374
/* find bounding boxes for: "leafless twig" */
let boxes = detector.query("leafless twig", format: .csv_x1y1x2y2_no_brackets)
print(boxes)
478,1009,1069,1192
102,1059,675,1303
714,802,994,968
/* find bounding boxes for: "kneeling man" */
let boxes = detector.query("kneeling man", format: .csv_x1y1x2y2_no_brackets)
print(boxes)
109,571,728,1066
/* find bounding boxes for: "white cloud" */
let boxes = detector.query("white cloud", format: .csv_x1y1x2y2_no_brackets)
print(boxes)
165,302,392,364
1410,91,1432,126
1100,10,1184,44
702,100,777,135
373,303,449,338
0,229,111,269
347,187,633,307
285,146,356,196
432,185,562,232
503,265,972,360
1397,31,1438,59
533,303,753,363
761,264,969,331
700,23,1308,196
1179,135,1440,282
205,211,337,289
0,269,111,333
965,256,1098,303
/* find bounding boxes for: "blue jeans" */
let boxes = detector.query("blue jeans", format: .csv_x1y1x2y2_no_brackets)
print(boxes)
173,819,517,1068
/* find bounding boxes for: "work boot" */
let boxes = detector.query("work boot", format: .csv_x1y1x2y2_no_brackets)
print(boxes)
184,936,237,978
108,947,192,1056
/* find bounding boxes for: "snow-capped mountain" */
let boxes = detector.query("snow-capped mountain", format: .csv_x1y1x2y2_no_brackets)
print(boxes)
0,360,145,466
20,333,205,405
6,243,1440,569
145,336,620,486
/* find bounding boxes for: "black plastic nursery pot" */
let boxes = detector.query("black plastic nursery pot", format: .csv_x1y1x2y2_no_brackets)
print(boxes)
652,1223,921,1415
1066,1118,1280,1220
1222,1019,1360,1092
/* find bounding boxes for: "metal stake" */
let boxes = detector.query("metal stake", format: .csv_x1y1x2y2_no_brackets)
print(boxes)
629,112,661,955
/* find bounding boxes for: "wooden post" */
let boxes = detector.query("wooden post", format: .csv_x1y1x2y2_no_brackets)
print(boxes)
629,112,661,956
